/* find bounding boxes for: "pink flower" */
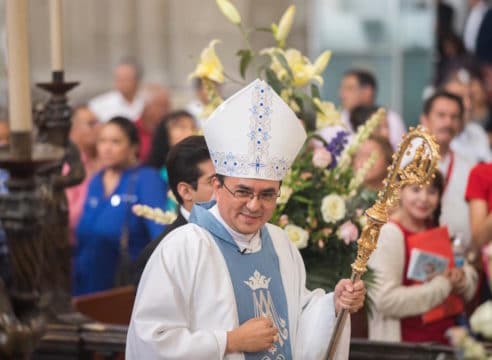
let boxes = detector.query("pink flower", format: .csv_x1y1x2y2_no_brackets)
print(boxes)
312,147,332,168
321,227,333,237
337,221,359,245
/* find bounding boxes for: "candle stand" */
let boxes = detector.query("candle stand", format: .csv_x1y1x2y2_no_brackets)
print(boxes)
34,71,85,321
0,138,64,359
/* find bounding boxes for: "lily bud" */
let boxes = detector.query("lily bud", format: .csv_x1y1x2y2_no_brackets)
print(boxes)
216,0,241,25
273,5,296,47
313,50,332,75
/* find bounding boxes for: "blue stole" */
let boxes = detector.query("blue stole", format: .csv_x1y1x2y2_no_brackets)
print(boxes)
190,202,292,360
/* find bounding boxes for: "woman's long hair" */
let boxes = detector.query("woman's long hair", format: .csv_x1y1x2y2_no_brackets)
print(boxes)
146,110,194,169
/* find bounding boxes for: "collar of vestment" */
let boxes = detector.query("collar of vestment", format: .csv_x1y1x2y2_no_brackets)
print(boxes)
189,201,262,253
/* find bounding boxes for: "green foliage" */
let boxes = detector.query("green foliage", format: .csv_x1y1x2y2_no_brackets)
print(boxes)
237,49,253,79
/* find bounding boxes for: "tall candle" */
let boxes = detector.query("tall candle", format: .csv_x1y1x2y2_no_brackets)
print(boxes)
6,0,33,132
50,0,63,71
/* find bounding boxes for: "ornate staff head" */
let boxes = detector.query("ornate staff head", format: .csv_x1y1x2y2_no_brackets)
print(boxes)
352,125,440,275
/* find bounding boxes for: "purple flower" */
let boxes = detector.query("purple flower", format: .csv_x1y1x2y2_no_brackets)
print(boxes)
325,130,349,169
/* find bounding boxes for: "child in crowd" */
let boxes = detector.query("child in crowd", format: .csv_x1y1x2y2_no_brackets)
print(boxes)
368,172,478,344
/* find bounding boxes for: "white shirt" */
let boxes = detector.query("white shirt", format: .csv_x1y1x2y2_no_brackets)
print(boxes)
464,1,489,53
180,206,191,221
341,108,407,150
438,151,475,245
88,90,145,122
451,122,491,163
126,211,351,359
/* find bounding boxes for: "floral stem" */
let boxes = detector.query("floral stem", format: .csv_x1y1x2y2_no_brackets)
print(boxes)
223,71,246,85
239,24,254,54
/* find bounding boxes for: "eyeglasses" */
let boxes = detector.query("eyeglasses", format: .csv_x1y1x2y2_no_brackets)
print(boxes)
222,182,280,203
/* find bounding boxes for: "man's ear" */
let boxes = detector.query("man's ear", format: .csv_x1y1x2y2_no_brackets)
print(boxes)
212,176,222,190
177,182,193,202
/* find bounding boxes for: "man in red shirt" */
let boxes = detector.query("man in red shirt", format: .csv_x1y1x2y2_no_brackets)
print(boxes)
466,162,492,247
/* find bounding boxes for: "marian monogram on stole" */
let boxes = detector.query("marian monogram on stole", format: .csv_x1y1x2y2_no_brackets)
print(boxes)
244,270,289,358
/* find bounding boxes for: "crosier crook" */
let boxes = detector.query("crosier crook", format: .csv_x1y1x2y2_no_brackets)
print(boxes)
325,125,441,359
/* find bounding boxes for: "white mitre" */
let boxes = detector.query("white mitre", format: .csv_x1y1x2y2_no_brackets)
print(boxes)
203,79,307,181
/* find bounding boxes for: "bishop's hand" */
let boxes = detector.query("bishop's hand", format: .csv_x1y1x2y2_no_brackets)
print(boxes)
334,279,366,315
226,317,278,354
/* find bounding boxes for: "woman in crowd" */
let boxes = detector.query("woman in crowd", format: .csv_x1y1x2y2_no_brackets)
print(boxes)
352,135,393,193
74,117,167,296
368,172,478,343
146,110,196,210
349,105,390,142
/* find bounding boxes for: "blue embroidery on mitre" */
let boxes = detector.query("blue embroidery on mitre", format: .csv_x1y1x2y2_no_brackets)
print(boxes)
266,157,290,179
210,81,292,180
211,152,249,176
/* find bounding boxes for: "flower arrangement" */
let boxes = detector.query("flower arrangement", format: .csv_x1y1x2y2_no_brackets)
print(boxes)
270,120,382,291
447,288,492,359
190,0,385,291
447,326,492,360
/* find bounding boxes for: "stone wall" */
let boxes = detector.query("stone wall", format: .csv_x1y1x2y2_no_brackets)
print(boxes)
0,0,308,108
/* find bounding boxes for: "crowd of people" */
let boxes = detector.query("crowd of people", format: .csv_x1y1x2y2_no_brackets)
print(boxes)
59,54,491,348
0,3,490,353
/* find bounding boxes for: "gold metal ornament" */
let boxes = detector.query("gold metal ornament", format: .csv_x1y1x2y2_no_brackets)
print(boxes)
326,125,440,359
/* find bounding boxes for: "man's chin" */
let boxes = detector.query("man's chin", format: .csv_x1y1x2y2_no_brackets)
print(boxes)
237,219,263,234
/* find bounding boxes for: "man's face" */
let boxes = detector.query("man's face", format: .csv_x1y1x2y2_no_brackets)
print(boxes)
114,64,139,99
421,97,462,148
339,74,363,111
191,160,216,203
214,176,280,234
444,80,472,124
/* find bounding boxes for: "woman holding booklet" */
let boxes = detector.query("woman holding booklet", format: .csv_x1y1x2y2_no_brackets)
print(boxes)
367,171,478,344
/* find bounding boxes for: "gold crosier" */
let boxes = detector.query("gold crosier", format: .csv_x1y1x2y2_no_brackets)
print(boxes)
325,125,440,359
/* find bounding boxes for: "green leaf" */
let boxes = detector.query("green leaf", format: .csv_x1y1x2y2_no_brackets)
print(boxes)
273,52,293,79
311,84,321,99
236,49,253,79
265,68,283,94
292,91,317,131
292,95,304,114
292,195,312,205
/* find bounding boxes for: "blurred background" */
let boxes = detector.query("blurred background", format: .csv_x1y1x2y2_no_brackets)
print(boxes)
0,0,487,127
